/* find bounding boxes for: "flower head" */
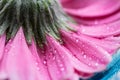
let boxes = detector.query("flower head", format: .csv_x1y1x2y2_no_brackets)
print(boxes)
0,0,117,80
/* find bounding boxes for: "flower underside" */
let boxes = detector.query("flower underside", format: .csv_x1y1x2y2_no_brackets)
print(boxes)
0,0,73,47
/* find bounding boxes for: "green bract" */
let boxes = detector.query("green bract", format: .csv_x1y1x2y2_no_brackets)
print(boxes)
0,0,73,47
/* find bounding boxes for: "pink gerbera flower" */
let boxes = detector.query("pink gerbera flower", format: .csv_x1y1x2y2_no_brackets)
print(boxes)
0,0,118,80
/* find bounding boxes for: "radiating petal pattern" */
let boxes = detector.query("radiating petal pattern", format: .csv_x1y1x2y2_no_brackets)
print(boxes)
44,35,79,80
60,30,112,73
0,28,50,80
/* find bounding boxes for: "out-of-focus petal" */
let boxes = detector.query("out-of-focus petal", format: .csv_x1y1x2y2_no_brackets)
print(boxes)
44,35,79,80
61,0,120,17
1,28,50,80
60,30,112,73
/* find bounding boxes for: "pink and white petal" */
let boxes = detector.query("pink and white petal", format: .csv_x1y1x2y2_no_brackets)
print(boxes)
60,30,112,73
2,28,50,80
45,35,79,80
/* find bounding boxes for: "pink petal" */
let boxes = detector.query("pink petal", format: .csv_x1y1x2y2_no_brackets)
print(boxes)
61,0,120,17
1,28,50,80
60,30,112,73
0,35,5,61
72,11,120,25
44,35,79,80
104,36,120,44
76,35,120,55
72,20,120,37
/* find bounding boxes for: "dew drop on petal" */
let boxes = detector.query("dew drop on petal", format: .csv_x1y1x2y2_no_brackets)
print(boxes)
59,64,63,67
95,63,99,66
60,67,65,71
76,39,79,43
52,56,56,60
35,62,38,65
54,49,57,53
43,60,47,65
81,51,84,55
83,54,87,59
5,49,8,53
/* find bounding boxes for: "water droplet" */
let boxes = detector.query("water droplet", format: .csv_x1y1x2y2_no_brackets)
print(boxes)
82,29,85,32
76,39,79,43
82,44,85,47
52,56,56,60
35,62,38,65
83,54,87,59
43,60,47,65
61,67,65,71
95,63,98,66
81,51,84,55
5,49,8,53
59,64,63,67
54,49,57,53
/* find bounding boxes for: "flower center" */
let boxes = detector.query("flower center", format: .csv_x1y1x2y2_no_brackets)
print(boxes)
0,0,73,47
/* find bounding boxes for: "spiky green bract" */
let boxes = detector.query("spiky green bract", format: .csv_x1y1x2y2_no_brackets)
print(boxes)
0,0,73,47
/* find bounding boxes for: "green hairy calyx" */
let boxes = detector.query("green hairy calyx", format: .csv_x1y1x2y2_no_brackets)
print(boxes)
0,0,72,47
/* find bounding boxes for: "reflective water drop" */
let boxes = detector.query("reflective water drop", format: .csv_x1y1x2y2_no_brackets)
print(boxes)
82,29,85,32
95,63,98,66
52,56,56,60
83,54,87,59
54,49,57,53
76,39,79,43
43,60,47,65
88,63,91,66
59,64,63,67
60,67,65,71
5,49,8,53
81,51,84,55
